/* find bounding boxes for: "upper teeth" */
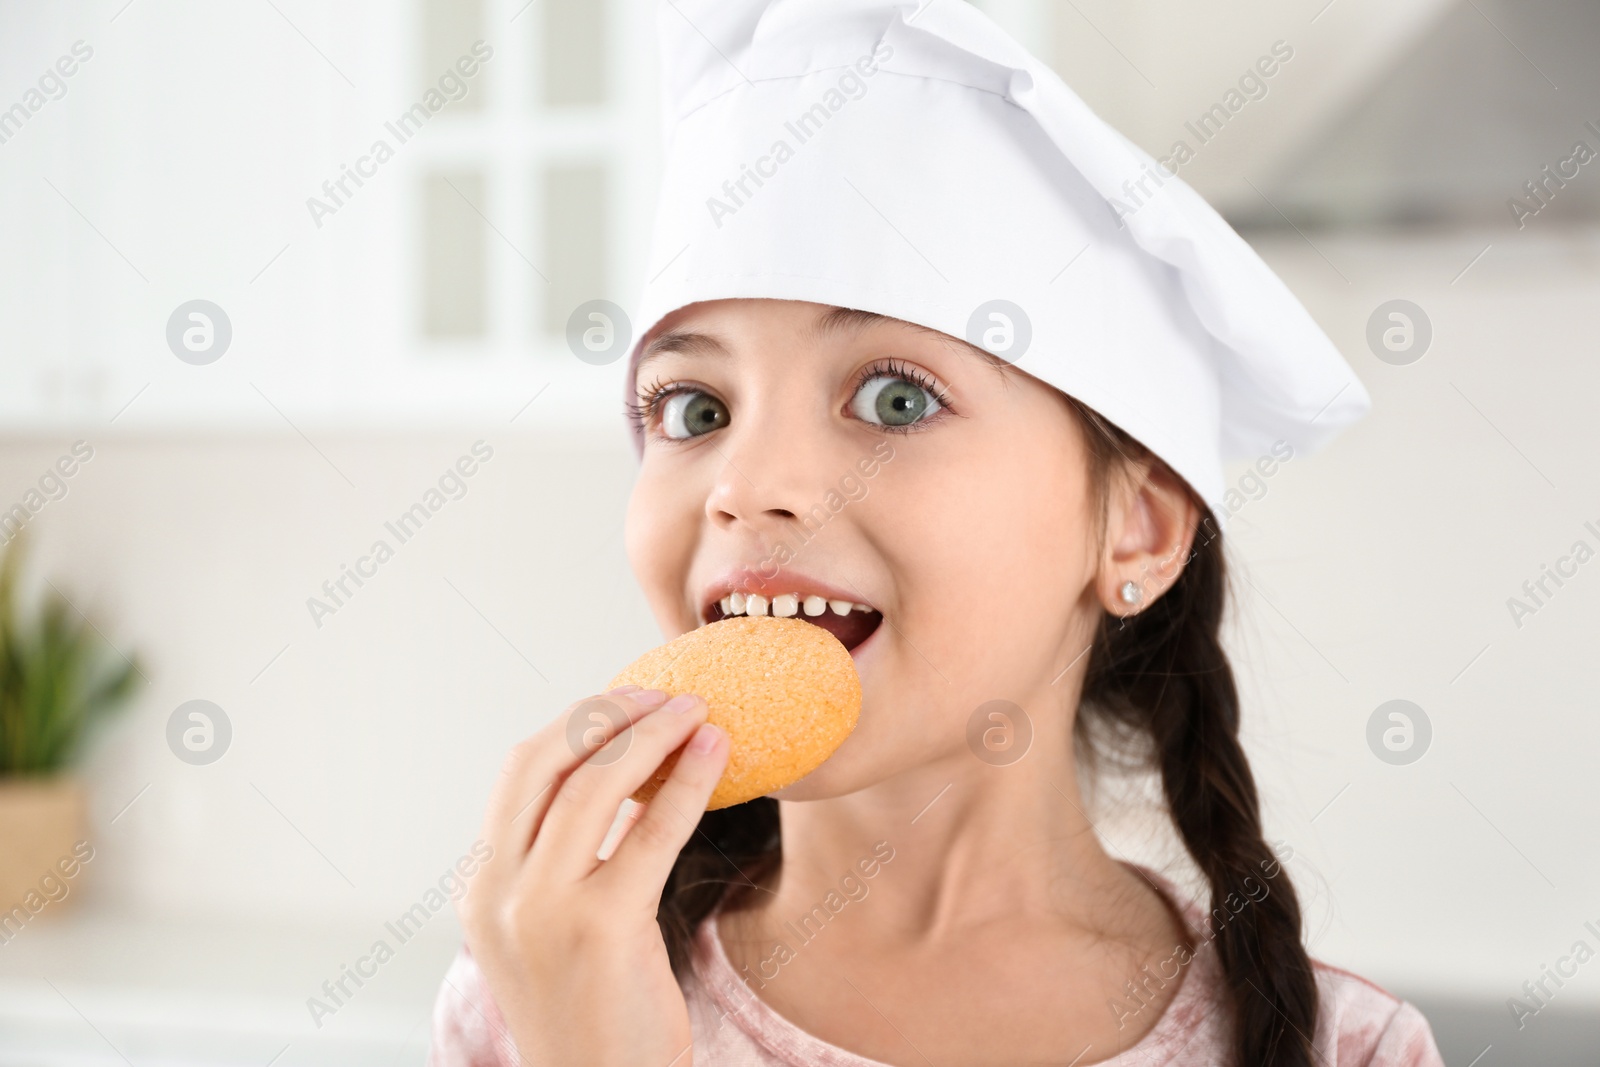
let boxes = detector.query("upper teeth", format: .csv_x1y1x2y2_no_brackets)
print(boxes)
718,593,873,619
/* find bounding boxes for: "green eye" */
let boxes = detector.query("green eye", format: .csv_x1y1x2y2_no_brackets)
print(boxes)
852,375,941,428
661,390,729,439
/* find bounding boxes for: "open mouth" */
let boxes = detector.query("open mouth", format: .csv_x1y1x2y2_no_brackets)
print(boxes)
703,591,883,654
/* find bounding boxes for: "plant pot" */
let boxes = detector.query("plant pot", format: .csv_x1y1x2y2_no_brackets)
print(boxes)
0,775,89,928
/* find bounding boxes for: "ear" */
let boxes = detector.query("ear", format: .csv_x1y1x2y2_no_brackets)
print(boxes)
1097,460,1201,617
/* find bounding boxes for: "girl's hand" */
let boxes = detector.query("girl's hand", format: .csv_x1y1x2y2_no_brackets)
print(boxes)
457,686,728,1067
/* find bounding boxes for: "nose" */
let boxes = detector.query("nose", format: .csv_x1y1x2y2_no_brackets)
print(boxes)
703,412,815,534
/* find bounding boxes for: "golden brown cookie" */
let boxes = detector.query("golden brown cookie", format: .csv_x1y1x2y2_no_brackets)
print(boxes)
607,615,861,810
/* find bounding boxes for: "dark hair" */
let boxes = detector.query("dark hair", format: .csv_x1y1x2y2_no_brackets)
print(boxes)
652,396,1319,1067
1068,398,1320,1066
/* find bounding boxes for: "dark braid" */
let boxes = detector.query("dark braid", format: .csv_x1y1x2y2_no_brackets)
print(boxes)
657,799,779,980
651,395,1320,1065
1069,397,1320,1067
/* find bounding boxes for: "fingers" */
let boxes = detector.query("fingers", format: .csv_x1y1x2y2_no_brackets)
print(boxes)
601,721,728,891
472,687,669,902
524,694,712,881
596,798,646,862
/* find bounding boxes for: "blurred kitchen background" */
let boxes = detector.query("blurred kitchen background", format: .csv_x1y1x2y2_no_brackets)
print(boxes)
0,0,1596,1063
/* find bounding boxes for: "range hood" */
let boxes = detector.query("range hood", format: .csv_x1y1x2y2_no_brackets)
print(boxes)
1234,0,1600,230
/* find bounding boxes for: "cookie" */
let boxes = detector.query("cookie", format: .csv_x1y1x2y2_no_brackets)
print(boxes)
607,615,861,810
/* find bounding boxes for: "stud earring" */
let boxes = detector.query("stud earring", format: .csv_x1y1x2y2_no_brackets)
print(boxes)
1119,580,1142,606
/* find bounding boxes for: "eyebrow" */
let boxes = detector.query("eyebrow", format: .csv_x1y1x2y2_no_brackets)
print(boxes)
633,328,729,383
633,305,1004,385
809,306,972,354
814,307,1013,384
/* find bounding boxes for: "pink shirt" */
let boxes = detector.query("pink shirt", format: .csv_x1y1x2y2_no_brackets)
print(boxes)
427,866,1445,1066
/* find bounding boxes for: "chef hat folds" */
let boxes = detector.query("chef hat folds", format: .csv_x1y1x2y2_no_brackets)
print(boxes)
622,0,1371,529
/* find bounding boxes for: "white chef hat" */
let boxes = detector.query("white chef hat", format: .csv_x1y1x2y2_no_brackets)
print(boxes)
622,0,1370,530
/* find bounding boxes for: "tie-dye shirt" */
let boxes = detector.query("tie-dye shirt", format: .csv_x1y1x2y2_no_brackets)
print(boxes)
427,866,1445,1066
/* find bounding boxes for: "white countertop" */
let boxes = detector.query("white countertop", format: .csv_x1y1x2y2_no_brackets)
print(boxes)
0,903,462,1066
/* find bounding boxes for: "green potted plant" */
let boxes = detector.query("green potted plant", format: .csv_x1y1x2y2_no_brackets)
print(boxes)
0,531,141,916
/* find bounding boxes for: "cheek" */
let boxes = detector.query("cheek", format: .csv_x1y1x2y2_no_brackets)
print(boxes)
864,431,1097,732
885,445,1091,632
624,467,700,626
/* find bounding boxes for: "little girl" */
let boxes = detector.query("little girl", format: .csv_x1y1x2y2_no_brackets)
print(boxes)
429,3,1445,1065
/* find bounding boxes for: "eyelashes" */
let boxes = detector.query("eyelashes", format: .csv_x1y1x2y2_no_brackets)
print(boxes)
625,359,956,439
623,374,673,432
849,357,954,414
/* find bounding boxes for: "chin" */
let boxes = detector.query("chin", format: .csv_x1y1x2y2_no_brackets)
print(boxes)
766,720,908,803
767,751,871,803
